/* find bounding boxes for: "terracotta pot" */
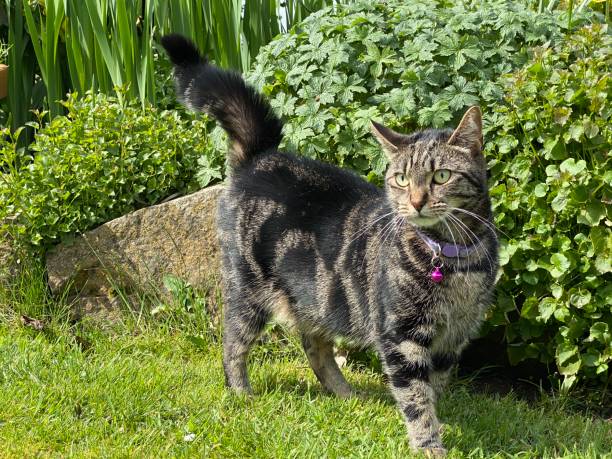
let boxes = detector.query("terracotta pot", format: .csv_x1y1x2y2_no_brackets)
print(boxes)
0,64,8,99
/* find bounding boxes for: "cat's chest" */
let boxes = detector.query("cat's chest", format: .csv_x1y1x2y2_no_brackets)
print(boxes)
437,270,488,309
430,270,490,347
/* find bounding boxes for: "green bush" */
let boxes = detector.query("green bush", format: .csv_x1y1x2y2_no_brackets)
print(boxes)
0,91,223,251
248,0,607,388
248,0,580,180
484,23,611,391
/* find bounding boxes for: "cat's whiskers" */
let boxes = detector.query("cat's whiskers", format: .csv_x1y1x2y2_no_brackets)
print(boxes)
376,214,402,249
447,212,496,270
449,207,500,273
364,214,402,270
447,214,486,259
440,217,470,281
382,215,404,252
361,215,396,268
447,213,496,275
387,217,406,264
442,216,473,290
450,206,505,239
348,209,398,246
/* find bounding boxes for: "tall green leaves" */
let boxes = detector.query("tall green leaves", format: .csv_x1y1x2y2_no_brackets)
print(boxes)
203,0,244,71
5,0,350,132
244,0,281,64
151,0,208,54
5,0,37,136
23,0,157,109
22,0,64,118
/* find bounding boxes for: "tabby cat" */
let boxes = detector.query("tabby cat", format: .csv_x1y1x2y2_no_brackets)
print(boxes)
162,34,499,456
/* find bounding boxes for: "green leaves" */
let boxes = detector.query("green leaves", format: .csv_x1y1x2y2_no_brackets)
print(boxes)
0,90,220,251
417,101,453,128
363,43,396,78
538,298,557,322
250,0,576,176
195,155,223,188
437,34,481,70
549,253,571,278
21,0,65,119
507,156,532,181
11,0,338,135
587,322,610,345
556,342,581,376
578,202,607,226
568,289,591,308
534,183,548,197
559,158,586,176
485,23,611,390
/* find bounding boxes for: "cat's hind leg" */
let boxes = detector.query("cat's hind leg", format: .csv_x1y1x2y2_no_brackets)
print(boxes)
223,295,270,395
301,334,354,398
431,351,459,400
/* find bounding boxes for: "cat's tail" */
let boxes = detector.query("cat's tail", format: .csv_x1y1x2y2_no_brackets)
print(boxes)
160,34,283,168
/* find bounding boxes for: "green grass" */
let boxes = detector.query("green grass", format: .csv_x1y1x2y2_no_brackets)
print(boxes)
0,263,609,458
0,319,610,458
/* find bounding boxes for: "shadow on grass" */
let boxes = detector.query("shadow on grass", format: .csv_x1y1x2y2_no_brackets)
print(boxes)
252,363,609,458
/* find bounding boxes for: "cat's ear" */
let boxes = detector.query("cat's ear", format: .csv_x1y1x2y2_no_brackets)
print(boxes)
447,106,483,154
371,121,404,158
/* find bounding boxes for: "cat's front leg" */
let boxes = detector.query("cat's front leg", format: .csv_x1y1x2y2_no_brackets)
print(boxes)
380,339,446,456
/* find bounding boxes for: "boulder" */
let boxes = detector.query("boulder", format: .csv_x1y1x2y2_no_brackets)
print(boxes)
0,219,20,290
0,237,15,288
46,185,223,318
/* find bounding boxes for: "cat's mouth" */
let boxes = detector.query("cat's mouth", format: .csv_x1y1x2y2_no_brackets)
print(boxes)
407,215,440,227
398,206,447,227
399,207,444,228
398,210,441,227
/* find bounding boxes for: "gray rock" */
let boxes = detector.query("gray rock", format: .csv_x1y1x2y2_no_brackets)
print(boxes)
46,185,223,318
0,219,20,290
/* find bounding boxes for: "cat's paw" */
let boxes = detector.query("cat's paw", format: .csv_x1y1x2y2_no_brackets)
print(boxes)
411,439,447,458
422,446,447,458
228,385,254,396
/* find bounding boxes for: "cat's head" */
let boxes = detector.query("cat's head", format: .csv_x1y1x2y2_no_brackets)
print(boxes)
371,106,488,228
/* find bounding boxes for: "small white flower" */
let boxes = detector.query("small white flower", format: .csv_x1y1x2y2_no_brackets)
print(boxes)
183,433,196,442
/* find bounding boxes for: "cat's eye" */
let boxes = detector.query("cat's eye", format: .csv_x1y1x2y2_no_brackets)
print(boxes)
433,169,451,184
394,173,409,187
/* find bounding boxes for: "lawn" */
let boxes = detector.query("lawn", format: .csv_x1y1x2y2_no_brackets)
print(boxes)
0,315,609,458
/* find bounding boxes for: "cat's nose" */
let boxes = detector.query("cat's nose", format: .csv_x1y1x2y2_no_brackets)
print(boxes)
411,195,427,212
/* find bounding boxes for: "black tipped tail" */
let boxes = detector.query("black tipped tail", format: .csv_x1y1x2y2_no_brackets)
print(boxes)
160,34,283,168
161,34,204,67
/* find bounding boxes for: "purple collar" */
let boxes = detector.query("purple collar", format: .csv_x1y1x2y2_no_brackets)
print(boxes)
416,230,477,258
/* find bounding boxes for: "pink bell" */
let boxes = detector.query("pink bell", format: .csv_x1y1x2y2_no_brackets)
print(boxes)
431,266,444,283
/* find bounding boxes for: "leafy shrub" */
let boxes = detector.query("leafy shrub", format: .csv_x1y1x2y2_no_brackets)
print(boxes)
484,24,611,391
248,0,607,388
0,91,223,251
248,0,581,180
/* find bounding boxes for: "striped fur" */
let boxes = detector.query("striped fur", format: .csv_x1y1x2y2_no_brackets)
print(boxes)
163,35,499,456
